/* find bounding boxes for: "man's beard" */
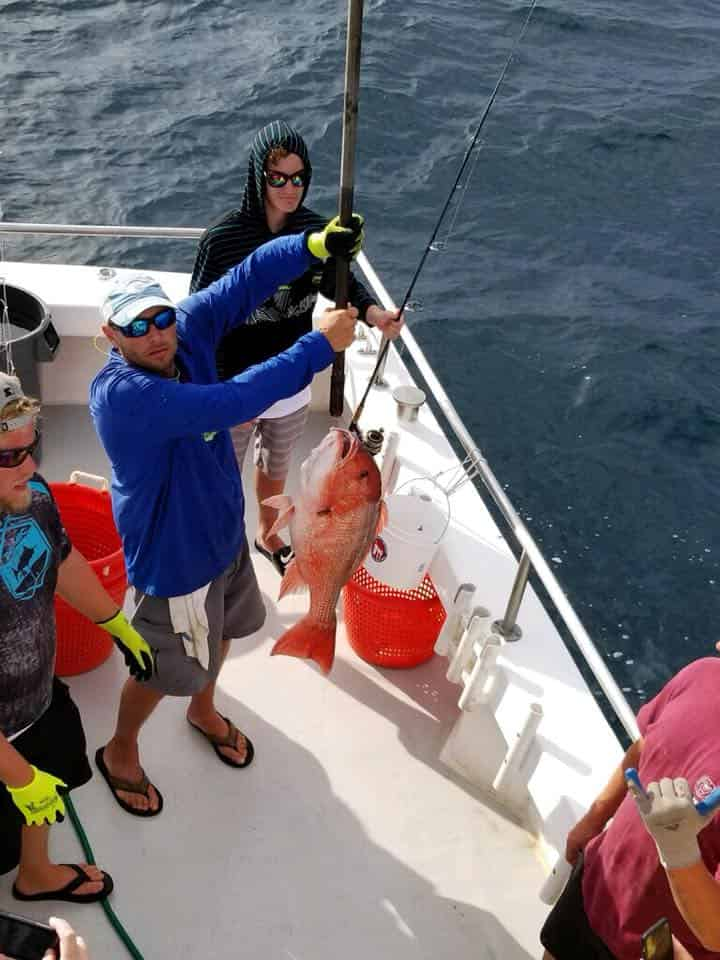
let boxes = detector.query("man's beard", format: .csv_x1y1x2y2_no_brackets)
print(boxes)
0,487,32,515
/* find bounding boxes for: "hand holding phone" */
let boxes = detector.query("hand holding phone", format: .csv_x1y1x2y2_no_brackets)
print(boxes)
641,917,673,960
0,911,59,960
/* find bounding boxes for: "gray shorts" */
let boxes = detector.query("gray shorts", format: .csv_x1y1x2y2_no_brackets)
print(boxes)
230,405,309,479
130,540,266,697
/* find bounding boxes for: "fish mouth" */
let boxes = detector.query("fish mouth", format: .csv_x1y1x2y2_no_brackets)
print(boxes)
330,428,358,465
338,429,355,460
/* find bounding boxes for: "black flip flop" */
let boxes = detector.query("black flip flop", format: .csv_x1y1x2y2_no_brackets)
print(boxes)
95,746,163,818
254,539,294,577
13,863,114,904
187,714,255,769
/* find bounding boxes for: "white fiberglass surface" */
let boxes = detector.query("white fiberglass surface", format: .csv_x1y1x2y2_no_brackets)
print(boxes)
3,407,549,958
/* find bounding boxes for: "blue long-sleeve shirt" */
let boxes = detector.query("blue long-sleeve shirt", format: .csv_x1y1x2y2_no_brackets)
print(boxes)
90,233,334,596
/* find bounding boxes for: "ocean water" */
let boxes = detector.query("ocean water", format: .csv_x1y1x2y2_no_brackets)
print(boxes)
2,0,720,717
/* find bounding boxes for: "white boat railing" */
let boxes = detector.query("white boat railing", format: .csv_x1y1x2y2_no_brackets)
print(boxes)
0,220,640,740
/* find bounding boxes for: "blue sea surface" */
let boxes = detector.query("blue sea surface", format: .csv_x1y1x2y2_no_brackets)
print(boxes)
2,0,720,716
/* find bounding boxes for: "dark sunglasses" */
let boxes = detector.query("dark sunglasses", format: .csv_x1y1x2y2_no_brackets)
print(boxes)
264,169,307,189
0,429,40,469
110,307,176,339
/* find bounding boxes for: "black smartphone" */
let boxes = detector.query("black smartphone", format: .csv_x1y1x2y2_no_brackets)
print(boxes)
641,916,673,960
0,910,59,960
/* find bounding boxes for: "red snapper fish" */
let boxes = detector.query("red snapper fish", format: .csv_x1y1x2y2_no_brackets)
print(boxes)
264,428,386,674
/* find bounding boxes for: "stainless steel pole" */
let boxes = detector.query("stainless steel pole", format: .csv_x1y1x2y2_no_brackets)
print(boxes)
329,0,364,417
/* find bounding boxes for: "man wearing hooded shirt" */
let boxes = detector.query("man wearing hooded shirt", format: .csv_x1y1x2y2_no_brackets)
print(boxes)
190,120,403,577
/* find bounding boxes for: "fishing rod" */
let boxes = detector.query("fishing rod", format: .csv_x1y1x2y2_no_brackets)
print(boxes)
348,0,539,433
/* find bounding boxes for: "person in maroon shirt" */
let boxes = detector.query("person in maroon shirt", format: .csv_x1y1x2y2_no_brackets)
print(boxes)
541,657,720,960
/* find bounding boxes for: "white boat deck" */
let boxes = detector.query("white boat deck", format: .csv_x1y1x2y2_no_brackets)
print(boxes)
0,407,550,960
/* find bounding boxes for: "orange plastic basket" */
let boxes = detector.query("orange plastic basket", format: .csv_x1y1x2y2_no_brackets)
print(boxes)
50,481,127,676
342,566,447,668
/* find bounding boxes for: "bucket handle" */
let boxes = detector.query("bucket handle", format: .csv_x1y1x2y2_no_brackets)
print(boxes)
393,476,452,544
69,470,109,493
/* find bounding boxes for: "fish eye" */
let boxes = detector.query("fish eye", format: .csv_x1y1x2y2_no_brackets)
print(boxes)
359,470,369,479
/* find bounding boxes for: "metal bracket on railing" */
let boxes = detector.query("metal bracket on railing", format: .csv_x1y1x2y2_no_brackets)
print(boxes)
492,702,544,799
492,549,530,642
434,582,476,659
458,634,502,711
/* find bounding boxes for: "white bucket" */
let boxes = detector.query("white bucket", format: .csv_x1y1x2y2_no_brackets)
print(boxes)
365,482,450,591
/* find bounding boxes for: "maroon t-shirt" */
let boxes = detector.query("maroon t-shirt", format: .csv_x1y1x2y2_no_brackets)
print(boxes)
582,658,720,958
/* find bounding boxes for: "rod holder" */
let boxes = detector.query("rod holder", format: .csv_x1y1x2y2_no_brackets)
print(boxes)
492,701,543,797
446,603,490,684
373,334,389,385
379,430,400,493
538,857,572,906
435,582,476,657
458,634,501,711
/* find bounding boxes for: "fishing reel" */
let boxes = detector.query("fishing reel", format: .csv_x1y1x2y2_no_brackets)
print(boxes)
350,423,385,457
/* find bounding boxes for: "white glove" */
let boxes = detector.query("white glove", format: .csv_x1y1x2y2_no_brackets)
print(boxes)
625,768,720,869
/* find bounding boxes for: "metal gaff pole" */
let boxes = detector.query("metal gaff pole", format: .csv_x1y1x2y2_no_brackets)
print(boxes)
329,0,364,418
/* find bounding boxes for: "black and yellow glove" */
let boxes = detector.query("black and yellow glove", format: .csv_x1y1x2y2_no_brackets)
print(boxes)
307,215,364,260
96,609,155,682
7,765,67,826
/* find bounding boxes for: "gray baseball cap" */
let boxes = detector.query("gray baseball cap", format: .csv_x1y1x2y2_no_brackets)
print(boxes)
101,274,174,329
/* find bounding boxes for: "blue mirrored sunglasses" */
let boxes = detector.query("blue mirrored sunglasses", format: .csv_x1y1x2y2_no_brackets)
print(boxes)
111,307,176,338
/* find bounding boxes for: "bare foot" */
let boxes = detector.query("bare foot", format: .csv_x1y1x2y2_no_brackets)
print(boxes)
186,709,250,765
15,862,105,898
101,741,161,814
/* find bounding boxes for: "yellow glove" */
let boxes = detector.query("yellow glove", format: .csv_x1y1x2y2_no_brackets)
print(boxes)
96,609,155,682
307,215,364,260
7,765,67,826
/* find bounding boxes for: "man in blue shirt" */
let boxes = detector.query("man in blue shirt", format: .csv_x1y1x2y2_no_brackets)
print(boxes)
90,218,361,816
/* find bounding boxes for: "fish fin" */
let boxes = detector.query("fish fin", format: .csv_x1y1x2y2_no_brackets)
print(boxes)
267,505,295,538
262,494,293,510
377,499,388,534
277,559,308,600
271,614,337,675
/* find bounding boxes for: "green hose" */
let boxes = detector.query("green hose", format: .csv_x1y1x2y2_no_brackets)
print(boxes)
65,796,145,960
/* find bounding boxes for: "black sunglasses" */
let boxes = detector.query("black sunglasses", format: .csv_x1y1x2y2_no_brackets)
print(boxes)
110,308,176,339
0,429,40,469
264,169,307,189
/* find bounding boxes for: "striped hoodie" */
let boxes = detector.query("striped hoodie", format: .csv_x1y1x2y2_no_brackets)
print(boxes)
190,120,376,380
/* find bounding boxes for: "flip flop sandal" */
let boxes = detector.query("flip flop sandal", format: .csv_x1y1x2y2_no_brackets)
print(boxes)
254,539,294,577
187,714,255,769
95,746,163,818
13,863,114,904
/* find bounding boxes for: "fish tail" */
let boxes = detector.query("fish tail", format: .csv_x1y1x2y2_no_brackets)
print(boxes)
271,614,337,675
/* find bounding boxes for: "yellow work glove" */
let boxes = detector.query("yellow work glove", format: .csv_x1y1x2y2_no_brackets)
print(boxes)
307,215,364,261
7,765,67,826
96,609,155,682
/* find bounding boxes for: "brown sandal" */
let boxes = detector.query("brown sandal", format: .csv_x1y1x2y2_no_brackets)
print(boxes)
95,746,163,817
187,714,255,768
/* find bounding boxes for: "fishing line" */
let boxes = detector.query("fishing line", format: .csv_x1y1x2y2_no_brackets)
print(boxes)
0,209,15,376
349,0,539,432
